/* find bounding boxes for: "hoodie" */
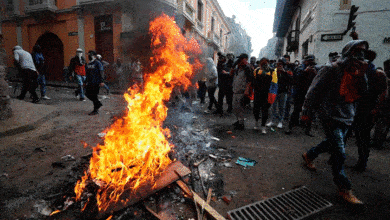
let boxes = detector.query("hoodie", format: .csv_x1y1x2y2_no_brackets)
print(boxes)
302,40,369,126
13,46,37,72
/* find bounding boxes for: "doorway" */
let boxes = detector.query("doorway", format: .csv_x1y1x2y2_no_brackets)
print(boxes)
35,32,64,81
95,15,114,81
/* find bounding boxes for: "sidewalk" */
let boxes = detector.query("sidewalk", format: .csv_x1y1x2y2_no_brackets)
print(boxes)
0,99,59,137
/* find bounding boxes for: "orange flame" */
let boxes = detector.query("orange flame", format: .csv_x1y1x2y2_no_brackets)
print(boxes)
74,14,202,212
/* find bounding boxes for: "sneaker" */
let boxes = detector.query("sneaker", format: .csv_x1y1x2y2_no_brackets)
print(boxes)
261,126,267,134
41,96,51,100
277,122,283,129
88,110,98,115
338,190,363,205
302,153,316,171
266,121,274,127
76,95,80,99
96,102,103,110
80,97,86,101
204,109,211,114
254,121,260,130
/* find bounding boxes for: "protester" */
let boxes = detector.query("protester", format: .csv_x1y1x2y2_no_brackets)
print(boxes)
285,54,318,136
267,58,292,128
250,56,258,69
327,52,340,65
85,50,104,115
283,54,296,122
97,54,110,94
32,45,50,100
204,57,218,113
232,53,252,130
215,53,233,115
253,58,277,133
371,72,390,150
301,40,370,205
348,49,387,171
14,45,40,103
130,59,143,88
69,48,87,101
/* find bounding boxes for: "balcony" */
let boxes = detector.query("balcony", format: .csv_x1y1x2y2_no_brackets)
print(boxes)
78,0,114,5
196,19,203,31
207,32,221,48
25,0,57,14
183,1,195,25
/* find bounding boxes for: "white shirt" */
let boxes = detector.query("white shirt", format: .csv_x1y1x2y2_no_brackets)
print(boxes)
14,48,37,71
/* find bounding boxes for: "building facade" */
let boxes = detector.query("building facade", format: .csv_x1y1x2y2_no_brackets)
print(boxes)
176,0,231,60
1,0,230,82
226,15,252,57
273,0,390,67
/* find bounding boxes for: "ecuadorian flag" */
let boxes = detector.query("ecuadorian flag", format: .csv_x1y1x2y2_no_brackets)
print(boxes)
267,69,278,104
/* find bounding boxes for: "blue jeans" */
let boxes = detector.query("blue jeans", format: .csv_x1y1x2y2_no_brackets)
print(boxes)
306,120,352,190
271,92,287,123
76,75,86,99
37,74,46,97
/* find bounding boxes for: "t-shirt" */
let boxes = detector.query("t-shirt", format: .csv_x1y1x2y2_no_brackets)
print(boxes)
86,59,104,86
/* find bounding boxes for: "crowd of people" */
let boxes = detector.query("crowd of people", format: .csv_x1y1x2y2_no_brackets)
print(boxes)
197,38,390,205
13,46,107,115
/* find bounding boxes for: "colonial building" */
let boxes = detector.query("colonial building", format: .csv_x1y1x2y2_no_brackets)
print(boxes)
273,0,390,67
176,0,231,60
1,0,230,82
226,15,252,57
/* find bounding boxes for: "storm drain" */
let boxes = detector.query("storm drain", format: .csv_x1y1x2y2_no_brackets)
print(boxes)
227,186,332,220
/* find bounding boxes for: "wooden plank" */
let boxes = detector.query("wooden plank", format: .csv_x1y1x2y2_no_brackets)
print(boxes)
176,181,226,220
202,188,213,220
97,161,191,219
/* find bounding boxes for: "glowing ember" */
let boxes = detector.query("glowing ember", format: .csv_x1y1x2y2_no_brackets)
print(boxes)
74,14,202,212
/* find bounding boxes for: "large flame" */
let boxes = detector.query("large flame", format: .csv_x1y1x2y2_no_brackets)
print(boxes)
75,14,202,212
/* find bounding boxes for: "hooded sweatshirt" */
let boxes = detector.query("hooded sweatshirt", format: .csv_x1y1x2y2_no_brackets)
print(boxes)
13,46,37,72
302,40,369,126
204,58,218,87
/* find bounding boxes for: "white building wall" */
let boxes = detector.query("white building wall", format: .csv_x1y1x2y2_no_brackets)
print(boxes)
283,0,390,67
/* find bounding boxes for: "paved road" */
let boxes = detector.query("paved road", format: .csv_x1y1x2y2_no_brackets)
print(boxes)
1,86,390,219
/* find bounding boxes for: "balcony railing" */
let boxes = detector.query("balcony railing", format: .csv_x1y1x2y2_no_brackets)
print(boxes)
183,1,195,25
207,32,221,48
196,19,203,31
25,0,57,13
78,0,114,5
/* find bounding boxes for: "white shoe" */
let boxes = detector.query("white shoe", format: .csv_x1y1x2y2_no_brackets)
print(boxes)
277,122,283,129
76,95,80,99
41,96,51,100
254,121,260,130
204,109,211,114
266,121,273,127
261,127,267,134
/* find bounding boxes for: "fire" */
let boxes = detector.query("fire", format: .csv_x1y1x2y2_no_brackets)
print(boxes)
74,14,202,212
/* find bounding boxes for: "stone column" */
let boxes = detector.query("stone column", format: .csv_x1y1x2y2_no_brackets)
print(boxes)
0,49,12,120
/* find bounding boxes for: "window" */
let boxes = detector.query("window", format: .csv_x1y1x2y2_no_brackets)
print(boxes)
220,29,222,39
340,0,351,10
302,39,309,58
197,0,203,21
211,17,215,32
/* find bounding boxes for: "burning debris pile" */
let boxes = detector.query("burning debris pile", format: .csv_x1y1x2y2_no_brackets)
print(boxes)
42,14,234,220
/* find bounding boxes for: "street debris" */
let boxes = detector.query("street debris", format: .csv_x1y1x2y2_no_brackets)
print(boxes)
235,157,257,167
210,136,220,141
222,195,232,205
34,200,52,216
61,155,75,161
226,131,233,134
34,147,47,152
97,132,106,138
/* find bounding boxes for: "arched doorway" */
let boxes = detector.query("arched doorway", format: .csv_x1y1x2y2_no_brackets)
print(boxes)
35,33,64,81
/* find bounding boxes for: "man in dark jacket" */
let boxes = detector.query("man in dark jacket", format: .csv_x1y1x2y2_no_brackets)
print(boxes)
301,40,370,205
285,54,317,136
85,50,105,115
215,53,234,115
69,48,87,101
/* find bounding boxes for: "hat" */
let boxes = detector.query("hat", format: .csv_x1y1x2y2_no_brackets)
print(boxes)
88,50,97,56
237,53,249,59
13,45,22,51
328,52,338,57
303,54,315,61
341,40,369,59
97,54,102,59
277,57,286,65
76,48,83,52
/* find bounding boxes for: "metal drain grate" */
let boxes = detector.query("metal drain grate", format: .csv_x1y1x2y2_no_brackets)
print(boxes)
227,186,332,220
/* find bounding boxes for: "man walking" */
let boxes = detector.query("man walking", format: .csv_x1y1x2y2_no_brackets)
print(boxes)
32,45,50,100
69,48,87,101
85,50,104,115
232,53,252,130
14,45,40,103
301,40,370,205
